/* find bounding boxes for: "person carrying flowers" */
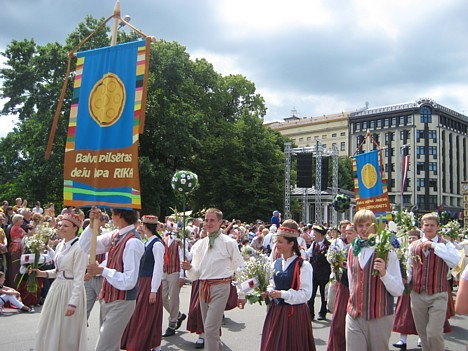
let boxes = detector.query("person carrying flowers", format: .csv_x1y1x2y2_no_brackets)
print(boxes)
260,219,316,351
408,213,461,351
346,209,404,351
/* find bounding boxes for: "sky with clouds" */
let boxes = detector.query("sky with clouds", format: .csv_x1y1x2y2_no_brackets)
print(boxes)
1,0,468,138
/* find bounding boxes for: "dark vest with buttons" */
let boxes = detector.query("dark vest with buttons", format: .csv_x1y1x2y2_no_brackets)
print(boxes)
140,236,163,277
273,257,299,305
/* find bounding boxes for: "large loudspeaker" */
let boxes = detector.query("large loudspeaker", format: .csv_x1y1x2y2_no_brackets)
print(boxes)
320,157,329,190
297,154,313,188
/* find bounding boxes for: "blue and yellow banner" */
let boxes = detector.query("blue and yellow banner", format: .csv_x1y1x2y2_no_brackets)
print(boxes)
63,39,150,209
352,150,391,216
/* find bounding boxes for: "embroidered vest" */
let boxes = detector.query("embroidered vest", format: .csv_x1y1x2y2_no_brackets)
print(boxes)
164,240,180,274
140,236,163,277
410,238,449,294
100,230,139,303
273,257,299,305
347,250,394,320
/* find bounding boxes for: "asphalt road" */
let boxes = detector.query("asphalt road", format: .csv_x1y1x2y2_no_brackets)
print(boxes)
1,283,467,351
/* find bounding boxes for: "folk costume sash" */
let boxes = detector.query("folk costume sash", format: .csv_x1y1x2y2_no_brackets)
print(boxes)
200,277,232,303
100,230,139,302
410,238,449,294
347,250,393,320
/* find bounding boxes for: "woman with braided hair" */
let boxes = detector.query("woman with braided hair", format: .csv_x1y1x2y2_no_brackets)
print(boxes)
260,219,316,351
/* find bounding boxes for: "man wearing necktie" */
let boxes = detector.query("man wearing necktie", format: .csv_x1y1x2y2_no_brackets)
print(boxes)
181,208,244,351
80,208,144,351
346,209,404,351
306,225,331,320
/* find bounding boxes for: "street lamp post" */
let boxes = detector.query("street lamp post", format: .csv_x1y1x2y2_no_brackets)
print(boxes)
400,144,410,211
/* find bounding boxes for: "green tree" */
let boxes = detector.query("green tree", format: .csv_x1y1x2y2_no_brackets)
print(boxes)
0,16,286,223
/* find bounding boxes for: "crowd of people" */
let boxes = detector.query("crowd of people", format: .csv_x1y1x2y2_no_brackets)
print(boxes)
0,198,467,351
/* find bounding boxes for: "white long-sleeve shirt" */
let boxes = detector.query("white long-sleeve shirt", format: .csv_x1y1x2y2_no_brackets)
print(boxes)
186,233,244,281
79,224,144,291
267,254,313,305
348,247,404,297
407,235,462,283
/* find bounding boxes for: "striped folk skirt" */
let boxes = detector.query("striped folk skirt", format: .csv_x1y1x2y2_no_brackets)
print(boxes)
327,282,350,351
187,280,204,334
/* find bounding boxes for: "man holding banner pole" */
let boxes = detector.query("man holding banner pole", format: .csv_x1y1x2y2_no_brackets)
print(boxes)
79,207,144,351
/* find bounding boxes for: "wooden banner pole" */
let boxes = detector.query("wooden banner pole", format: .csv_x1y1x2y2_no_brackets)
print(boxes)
111,0,121,46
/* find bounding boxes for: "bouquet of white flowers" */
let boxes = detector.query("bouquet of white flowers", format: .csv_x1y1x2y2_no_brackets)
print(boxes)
326,246,347,282
21,222,56,292
234,254,272,305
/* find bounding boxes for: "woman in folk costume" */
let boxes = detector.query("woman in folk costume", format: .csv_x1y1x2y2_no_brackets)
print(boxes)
260,219,316,351
326,223,357,351
33,213,88,351
121,215,166,351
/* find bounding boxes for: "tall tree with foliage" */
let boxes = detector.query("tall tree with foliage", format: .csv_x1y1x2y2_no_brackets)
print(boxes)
0,16,286,222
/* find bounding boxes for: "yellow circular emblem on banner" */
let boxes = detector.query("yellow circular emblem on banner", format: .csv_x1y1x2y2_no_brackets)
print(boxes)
89,73,126,127
361,163,378,189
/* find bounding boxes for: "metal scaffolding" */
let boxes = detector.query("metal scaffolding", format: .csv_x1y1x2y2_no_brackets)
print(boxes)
283,142,340,226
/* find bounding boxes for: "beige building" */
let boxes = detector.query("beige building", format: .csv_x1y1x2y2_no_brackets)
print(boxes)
266,111,350,156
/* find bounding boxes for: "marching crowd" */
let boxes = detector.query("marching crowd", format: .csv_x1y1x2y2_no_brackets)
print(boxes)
0,197,467,351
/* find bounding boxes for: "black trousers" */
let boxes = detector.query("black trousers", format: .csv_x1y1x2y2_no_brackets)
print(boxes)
308,279,328,318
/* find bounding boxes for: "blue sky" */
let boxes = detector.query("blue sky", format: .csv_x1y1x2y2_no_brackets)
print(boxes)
1,0,468,138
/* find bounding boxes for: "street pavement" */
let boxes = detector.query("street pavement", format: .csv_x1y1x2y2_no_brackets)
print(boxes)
1,283,467,351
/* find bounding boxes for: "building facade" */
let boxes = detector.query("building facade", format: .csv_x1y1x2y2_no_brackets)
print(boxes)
349,98,468,215
266,111,350,156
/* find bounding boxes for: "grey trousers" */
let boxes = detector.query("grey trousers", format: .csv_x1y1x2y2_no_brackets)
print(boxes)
346,313,393,351
84,276,103,321
162,272,182,326
95,299,136,351
199,282,230,351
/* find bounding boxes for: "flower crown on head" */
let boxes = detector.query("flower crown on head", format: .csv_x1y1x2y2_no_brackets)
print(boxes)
277,226,299,238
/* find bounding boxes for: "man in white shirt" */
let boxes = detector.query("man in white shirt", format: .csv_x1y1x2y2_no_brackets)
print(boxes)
80,208,144,351
181,208,244,351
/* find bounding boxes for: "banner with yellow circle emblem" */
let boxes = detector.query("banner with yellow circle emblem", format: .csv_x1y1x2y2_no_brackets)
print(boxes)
63,40,149,209
352,149,391,216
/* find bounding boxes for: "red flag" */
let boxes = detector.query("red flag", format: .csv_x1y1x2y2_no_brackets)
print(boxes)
401,155,410,196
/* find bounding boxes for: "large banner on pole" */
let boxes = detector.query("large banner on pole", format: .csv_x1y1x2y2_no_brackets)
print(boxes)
63,40,149,209
352,149,391,216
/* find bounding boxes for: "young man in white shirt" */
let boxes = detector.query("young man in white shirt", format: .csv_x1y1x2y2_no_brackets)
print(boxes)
181,208,244,351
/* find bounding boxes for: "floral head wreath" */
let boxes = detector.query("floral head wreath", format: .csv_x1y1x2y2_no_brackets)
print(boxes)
277,226,299,238
62,213,83,227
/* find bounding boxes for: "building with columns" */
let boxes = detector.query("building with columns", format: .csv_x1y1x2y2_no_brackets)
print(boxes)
349,98,467,216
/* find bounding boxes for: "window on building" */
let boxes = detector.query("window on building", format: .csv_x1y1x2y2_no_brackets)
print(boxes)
362,121,368,130
332,143,337,150
332,133,337,137
389,195,396,204
428,162,437,175
355,122,361,132
322,144,327,149
341,142,345,151
416,146,425,159
370,120,375,130
299,137,304,142
403,195,411,204
391,117,397,127
429,179,437,191
420,106,432,123
428,130,437,141
322,135,327,139
384,118,390,127
417,162,425,174
417,178,425,190
428,146,437,159
377,119,382,128
399,116,405,125
407,115,413,124
429,195,437,206
307,137,311,141
341,132,345,136
416,130,424,142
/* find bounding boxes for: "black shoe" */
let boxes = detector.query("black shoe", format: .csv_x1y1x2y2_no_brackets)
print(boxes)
317,314,326,320
162,327,176,337
175,313,186,330
392,341,407,350
417,339,422,348
195,337,205,349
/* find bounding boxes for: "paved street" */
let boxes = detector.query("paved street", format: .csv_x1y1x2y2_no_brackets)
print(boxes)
2,283,467,351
